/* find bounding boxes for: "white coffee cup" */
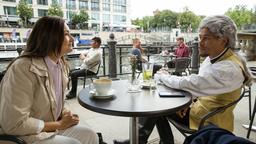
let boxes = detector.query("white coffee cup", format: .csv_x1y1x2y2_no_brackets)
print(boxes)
93,78,112,96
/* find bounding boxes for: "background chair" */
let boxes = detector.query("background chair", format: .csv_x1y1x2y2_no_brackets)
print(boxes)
169,57,191,76
82,62,101,88
168,87,245,137
68,61,101,89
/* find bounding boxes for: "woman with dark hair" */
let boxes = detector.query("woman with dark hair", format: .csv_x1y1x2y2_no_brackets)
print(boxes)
0,16,98,144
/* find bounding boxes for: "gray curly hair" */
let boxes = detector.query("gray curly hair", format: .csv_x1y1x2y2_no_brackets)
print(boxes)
199,15,237,49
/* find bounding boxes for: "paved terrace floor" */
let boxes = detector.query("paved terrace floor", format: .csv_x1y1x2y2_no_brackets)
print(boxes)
65,61,256,144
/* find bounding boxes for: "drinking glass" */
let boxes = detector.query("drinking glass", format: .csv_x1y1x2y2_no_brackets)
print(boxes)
142,62,153,83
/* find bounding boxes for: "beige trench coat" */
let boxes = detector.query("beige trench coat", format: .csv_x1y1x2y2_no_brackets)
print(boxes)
0,57,69,143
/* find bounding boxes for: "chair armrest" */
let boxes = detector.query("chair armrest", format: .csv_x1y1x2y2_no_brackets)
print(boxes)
168,118,197,134
0,135,26,144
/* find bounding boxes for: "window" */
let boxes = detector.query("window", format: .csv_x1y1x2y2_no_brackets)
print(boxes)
4,6,17,15
113,0,126,5
113,5,126,13
79,0,88,10
113,15,126,24
2,0,16,2
37,0,48,5
52,0,62,6
91,13,100,21
102,14,110,23
91,2,99,11
26,0,33,4
38,9,48,17
66,0,76,9
66,11,75,20
102,0,110,3
102,3,110,11
57,0,62,5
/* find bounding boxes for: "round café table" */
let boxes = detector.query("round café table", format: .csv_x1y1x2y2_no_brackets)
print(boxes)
78,80,192,144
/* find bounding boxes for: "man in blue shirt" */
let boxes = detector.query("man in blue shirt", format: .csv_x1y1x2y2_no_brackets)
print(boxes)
131,38,161,75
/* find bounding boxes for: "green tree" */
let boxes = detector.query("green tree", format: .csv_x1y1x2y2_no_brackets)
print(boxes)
151,10,178,29
132,16,154,32
71,10,89,29
225,5,253,30
250,6,256,24
17,0,33,28
131,18,144,30
48,0,63,17
178,7,201,32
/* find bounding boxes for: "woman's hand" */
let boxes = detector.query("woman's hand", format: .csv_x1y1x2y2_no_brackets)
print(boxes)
58,111,79,130
42,111,79,132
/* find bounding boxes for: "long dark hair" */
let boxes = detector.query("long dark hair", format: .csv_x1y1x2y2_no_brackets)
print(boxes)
7,16,67,69
25,16,65,57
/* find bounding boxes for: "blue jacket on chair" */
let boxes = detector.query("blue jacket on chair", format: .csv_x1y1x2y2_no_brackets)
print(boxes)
183,125,255,144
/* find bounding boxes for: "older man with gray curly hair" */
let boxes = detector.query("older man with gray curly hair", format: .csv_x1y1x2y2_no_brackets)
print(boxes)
114,15,252,144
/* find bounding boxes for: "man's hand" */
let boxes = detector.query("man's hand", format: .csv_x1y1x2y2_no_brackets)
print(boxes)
141,58,148,63
80,53,86,60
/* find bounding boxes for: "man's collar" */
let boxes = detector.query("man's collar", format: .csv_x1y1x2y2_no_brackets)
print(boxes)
210,48,229,64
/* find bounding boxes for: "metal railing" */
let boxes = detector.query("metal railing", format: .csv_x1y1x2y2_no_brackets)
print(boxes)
0,40,199,76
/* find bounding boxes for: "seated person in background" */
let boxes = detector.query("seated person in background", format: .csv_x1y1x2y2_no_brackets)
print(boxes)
166,36,190,68
0,16,99,144
114,15,252,144
132,38,162,75
66,37,102,99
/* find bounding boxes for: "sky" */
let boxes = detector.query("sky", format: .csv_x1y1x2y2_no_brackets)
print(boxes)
130,0,256,19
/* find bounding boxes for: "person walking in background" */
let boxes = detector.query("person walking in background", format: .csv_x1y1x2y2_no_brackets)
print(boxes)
66,37,102,99
0,16,99,144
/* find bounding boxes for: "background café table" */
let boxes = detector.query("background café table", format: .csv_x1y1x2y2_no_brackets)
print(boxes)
78,80,192,144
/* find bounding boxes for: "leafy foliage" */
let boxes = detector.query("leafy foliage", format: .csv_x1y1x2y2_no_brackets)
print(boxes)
48,0,64,17
251,6,256,24
178,7,202,32
16,0,33,27
132,10,179,32
153,10,179,29
71,10,89,29
225,5,253,30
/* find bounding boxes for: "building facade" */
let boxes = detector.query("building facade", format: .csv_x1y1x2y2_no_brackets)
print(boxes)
0,0,132,31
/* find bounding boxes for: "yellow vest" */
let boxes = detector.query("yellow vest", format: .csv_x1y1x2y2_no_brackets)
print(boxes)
189,49,246,132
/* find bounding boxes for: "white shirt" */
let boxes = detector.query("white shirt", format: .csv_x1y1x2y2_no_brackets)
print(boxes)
80,47,102,73
155,57,244,97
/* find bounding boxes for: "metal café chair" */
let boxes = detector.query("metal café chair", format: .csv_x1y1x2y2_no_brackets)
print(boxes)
0,135,26,144
168,87,245,137
68,61,101,89
168,57,191,76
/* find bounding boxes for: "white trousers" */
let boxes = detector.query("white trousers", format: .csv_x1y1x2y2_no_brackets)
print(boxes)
33,125,99,144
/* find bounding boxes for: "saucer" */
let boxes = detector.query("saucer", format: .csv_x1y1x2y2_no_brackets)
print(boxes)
92,89,115,99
